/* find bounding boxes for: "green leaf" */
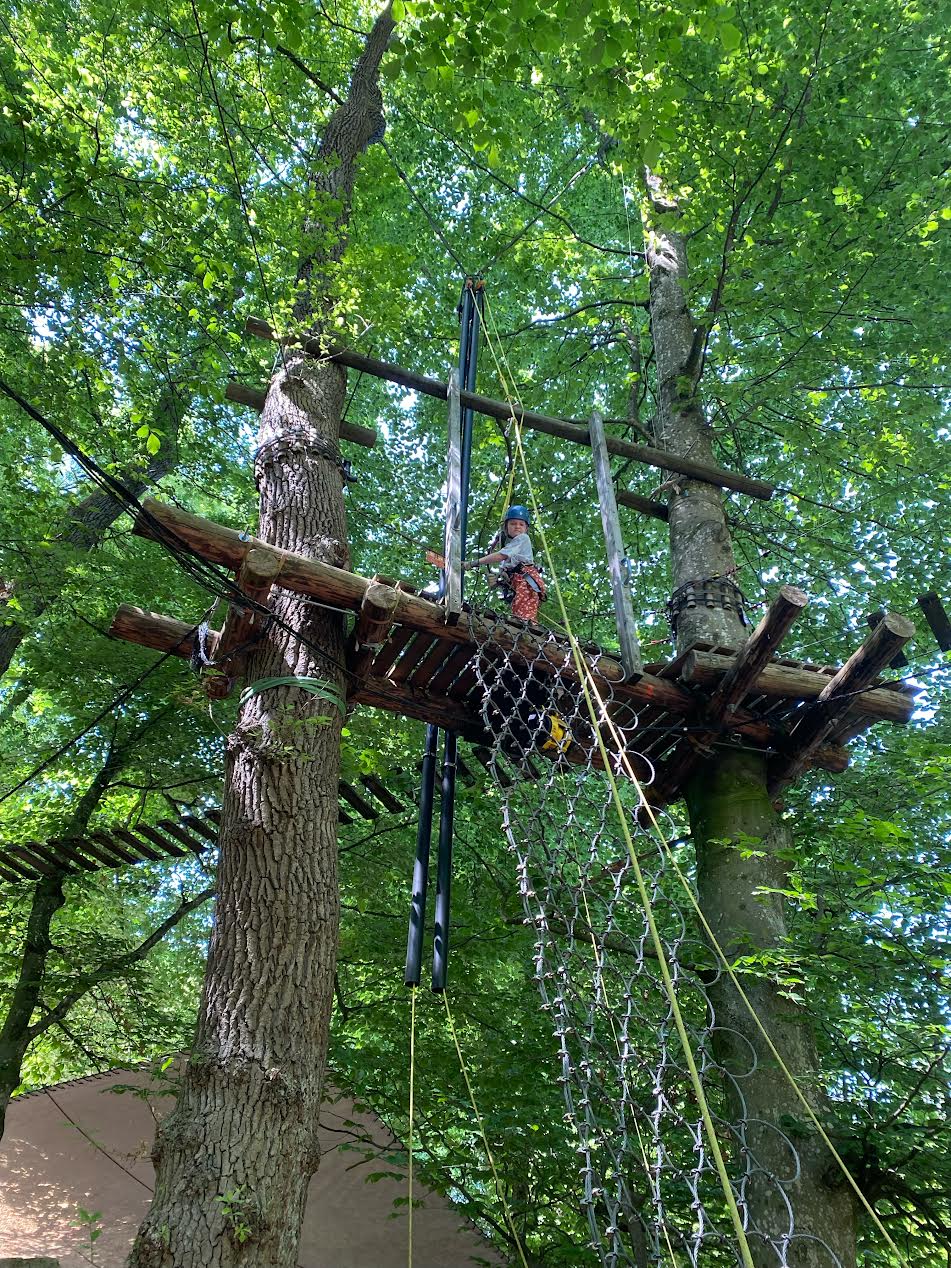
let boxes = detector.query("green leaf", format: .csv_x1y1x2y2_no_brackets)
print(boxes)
720,22,742,50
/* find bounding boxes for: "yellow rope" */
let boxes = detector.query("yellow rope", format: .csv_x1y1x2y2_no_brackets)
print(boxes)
480,296,902,1258
479,296,755,1267
408,985,416,1268
442,992,531,1268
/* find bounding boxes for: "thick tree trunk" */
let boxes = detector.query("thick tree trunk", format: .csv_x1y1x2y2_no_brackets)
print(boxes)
646,209,857,1266
128,9,393,1267
0,381,187,681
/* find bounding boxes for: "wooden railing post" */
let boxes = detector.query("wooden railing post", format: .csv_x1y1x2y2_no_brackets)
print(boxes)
590,411,643,679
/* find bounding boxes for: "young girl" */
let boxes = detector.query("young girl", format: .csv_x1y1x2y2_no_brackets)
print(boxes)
465,505,546,622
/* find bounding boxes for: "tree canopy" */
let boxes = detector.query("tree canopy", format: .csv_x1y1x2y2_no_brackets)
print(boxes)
0,0,949,1262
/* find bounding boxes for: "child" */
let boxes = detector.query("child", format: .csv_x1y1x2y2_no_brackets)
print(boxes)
464,505,546,622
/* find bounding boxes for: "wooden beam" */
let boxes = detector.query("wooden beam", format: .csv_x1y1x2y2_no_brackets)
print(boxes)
706,586,809,724
590,411,643,678
204,547,281,699
225,382,378,449
350,674,488,737
444,369,463,623
244,318,774,500
338,783,378,820
113,500,849,765
768,612,916,794
347,580,401,686
616,488,669,522
110,603,215,661
682,649,917,724
917,591,951,652
122,499,669,700
638,587,809,808
360,774,406,814
866,609,908,668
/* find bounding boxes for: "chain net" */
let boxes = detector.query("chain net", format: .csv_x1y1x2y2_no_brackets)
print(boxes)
470,614,842,1268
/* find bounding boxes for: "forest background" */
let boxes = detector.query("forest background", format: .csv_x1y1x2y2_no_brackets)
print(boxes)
0,0,949,1263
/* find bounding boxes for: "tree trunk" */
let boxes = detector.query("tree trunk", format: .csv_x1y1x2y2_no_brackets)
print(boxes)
0,735,135,1138
646,208,857,1266
0,381,187,681
128,9,393,1267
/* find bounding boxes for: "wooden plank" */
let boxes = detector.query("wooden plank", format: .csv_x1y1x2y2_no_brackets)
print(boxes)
128,824,189,860
338,782,378,820
7,845,54,876
225,382,378,449
360,774,406,814
768,613,916,795
350,675,487,736
406,635,458,688
590,410,643,679
29,837,98,873
92,830,159,863
444,369,463,623
389,634,442,685
156,820,210,856
18,839,78,874
0,849,44,879
368,624,416,677
180,815,219,843
918,591,951,651
429,645,476,695
0,860,28,883
245,318,775,499
683,648,916,724
57,835,133,870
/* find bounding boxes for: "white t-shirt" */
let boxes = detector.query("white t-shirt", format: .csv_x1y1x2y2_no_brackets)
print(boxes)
499,532,534,569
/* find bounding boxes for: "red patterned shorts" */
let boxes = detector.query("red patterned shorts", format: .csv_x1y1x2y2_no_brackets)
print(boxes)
510,565,546,622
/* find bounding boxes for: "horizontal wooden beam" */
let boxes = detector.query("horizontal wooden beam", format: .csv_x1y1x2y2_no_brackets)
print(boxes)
616,488,669,522
124,498,686,708
225,382,378,449
683,649,916,724
245,318,774,500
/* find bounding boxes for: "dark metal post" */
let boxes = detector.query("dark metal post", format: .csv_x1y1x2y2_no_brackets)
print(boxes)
404,722,439,986
431,731,457,992
458,280,483,567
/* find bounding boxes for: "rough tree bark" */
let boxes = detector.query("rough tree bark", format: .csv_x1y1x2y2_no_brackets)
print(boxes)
645,199,857,1267
0,380,187,681
128,8,393,1267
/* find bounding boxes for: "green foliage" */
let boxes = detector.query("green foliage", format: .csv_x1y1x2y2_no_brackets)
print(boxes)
0,0,948,1262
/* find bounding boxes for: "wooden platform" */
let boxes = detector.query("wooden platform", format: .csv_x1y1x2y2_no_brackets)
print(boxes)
107,499,921,815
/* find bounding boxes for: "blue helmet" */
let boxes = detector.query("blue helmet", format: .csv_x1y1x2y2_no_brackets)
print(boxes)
504,505,531,525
